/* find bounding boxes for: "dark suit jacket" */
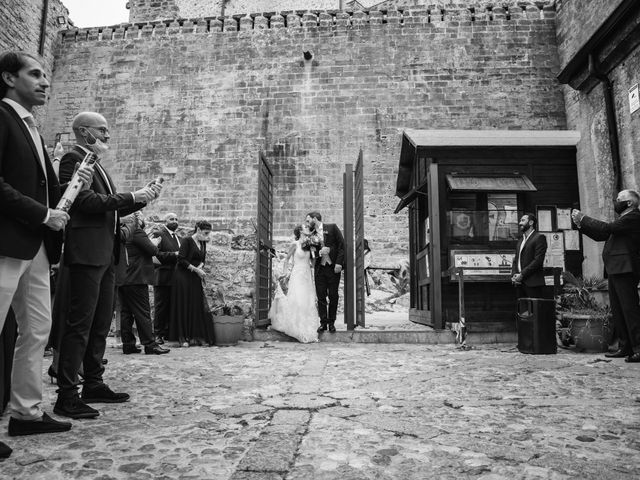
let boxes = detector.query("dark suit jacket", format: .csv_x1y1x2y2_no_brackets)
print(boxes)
60,146,146,267
0,101,62,263
580,210,640,277
512,231,547,287
153,227,180,286
122,226,158,286
314,223,345,268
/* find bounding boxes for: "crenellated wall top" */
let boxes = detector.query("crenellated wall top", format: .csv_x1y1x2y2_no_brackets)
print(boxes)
60,4,555,43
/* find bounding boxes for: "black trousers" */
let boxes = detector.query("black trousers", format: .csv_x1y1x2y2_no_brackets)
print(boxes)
0,309,16,414
153,285,171,339
119,285,155,347
57,263,115,397
516,284,546,300
608,273,640,354
315,264,341,324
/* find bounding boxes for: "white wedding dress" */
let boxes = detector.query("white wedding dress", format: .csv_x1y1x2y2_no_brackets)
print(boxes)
269,241,319,343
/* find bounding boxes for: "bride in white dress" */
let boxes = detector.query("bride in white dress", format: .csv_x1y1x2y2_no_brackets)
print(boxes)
268,225,319,343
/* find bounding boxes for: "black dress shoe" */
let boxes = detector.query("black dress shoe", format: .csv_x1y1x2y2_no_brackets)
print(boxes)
81,384,130,403
605,349,632,358
328,324,336,333
122,345,141,354
8,412,72,436
625,352,640,363
317,324,327,333
54,395,100,419
0,441,11,459
144,344,170,355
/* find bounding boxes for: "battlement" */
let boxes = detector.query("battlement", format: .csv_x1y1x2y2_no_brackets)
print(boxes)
60,4,555,43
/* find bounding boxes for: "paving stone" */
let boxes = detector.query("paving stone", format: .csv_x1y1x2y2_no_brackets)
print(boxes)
0,344,638,479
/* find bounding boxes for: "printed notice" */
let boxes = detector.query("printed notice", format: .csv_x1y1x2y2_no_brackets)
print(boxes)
557,208,572,230
537,209,553,232
630,84,640,114
564,230,580,250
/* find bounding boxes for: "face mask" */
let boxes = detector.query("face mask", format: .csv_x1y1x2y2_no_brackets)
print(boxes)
614,200,629,214
166,222,178,231
83,129,109,156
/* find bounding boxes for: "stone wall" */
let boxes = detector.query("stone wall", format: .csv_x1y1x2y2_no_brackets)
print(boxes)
46,7,566,301
555,0,624,69
128,0,557,23
0,0,70,121
557,1,640,277
0,0,70,63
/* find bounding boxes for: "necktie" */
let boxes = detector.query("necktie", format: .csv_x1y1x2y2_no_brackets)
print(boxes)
172,233,180,247
24,116,47,181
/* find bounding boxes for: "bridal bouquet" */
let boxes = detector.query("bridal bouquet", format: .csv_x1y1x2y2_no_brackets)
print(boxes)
301,229,323,258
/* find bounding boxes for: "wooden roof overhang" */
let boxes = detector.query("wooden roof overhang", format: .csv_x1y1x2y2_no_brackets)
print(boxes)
394,129,581,213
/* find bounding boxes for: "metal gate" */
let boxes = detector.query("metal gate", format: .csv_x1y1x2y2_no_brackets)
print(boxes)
255,152,273,328
343,152,366,330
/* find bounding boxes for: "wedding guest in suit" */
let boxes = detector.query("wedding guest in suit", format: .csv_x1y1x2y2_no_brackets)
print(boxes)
168,220,215,346
511,213,548,299
306,212,345,333
0,51,91,442
572,190,640,362
53,111,161,419
152,212,181,344
119,212,169,355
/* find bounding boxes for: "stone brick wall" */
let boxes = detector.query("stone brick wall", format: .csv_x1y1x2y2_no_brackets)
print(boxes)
557,0,640,276
0,0,71,122
0,0,70,71
45,7,565,303
128,0,556,23
555,0,623,69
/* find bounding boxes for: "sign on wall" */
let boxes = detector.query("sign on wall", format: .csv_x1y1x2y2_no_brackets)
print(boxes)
629,84,639,114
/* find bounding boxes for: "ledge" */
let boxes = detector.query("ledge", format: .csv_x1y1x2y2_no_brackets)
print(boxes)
59,4,554,43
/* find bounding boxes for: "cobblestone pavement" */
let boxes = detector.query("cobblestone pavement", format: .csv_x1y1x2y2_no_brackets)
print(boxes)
1,342,640,479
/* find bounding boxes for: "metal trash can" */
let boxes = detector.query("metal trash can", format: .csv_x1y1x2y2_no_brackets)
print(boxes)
516,298,557,354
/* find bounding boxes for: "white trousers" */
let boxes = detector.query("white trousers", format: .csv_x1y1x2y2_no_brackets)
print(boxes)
0,243,51,420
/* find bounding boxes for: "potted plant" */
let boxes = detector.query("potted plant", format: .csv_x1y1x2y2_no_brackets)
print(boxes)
210,290,246,346
557,272,613,353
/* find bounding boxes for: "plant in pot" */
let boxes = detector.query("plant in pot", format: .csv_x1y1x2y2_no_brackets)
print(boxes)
557,272,613,353
210,289,246,347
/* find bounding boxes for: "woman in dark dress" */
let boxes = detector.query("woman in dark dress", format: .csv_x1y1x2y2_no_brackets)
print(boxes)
168,220,214,346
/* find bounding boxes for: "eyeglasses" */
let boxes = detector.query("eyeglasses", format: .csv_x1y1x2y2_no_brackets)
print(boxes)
81,125,109,135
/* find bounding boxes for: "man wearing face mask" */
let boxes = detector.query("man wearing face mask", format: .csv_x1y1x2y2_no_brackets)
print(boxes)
151,213,180,345
53,112,163,419
511,213,548,299
572,190,640,362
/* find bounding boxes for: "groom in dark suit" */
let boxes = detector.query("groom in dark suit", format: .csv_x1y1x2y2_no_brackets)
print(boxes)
511,213,548,299
306,212,345,333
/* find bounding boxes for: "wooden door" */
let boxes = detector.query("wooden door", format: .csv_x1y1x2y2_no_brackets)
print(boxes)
255,152,273,328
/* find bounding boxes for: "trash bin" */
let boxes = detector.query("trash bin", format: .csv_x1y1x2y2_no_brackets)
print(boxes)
516,298,557,354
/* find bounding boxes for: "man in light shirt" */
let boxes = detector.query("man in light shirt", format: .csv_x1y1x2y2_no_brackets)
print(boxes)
0,51,92,450
511,213,547,299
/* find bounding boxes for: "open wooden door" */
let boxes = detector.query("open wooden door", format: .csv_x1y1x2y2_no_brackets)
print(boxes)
354,151,366,329
255,152,273,328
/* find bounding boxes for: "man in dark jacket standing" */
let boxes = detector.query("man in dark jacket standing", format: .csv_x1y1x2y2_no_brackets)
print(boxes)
0,51,90,444
54,111,161,420
152,212,180,344
572,189,640,362
511,213,548,299
306,211,345,333
119,212,169,355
